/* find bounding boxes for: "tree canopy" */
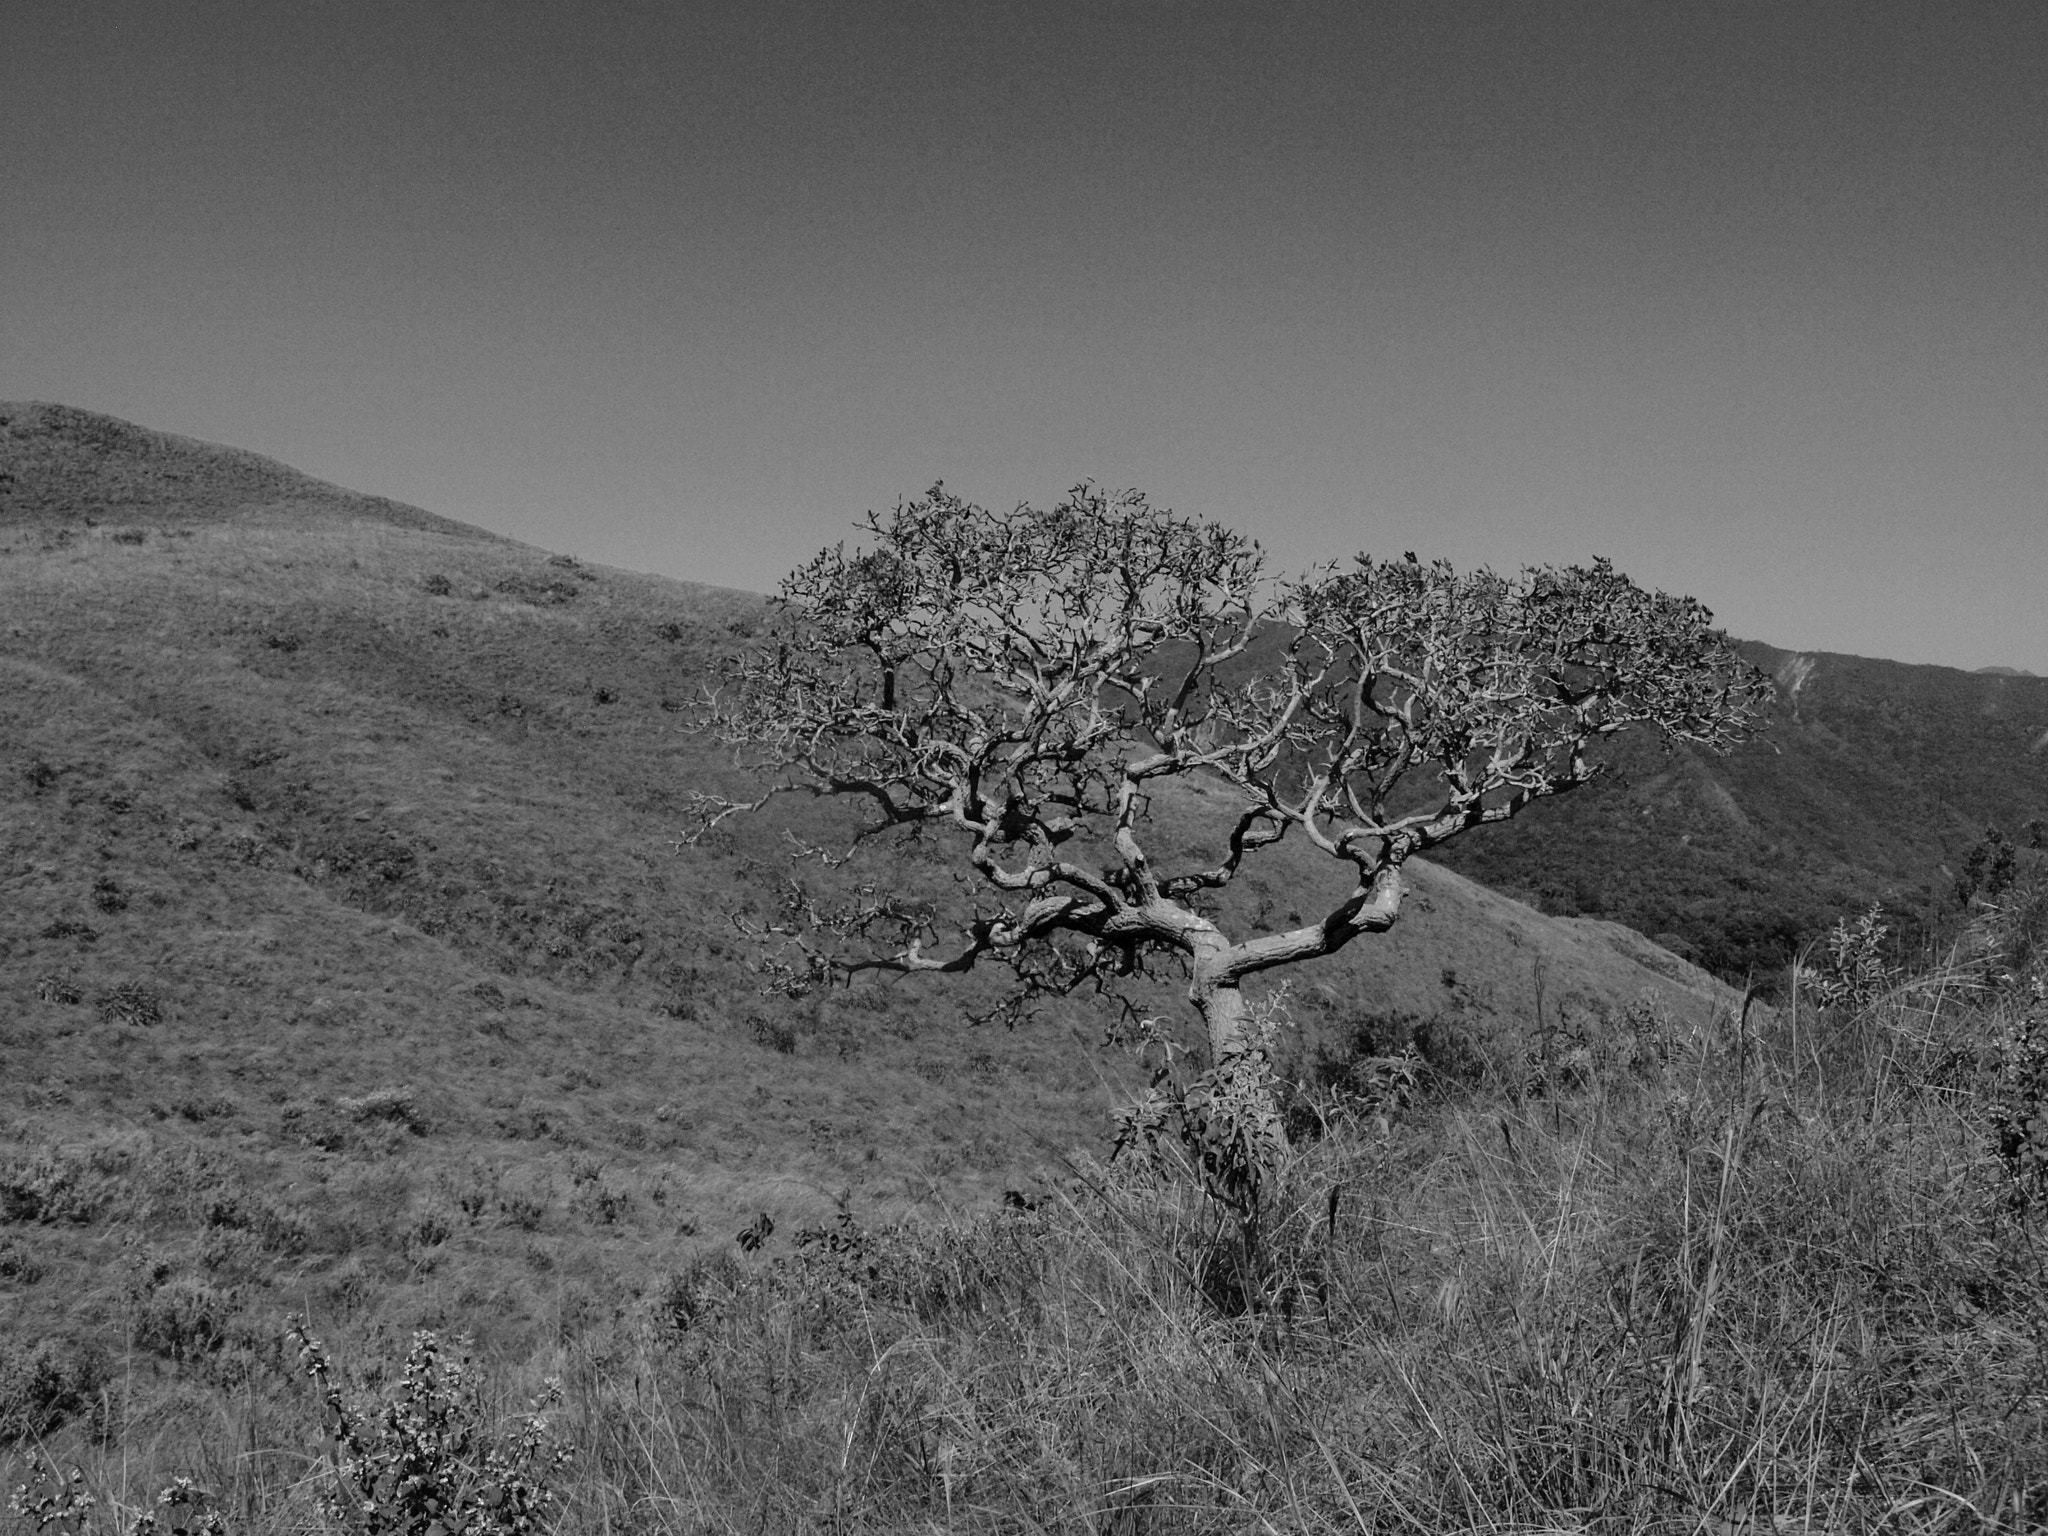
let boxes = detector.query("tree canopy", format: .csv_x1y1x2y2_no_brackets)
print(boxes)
691,485,1771,1069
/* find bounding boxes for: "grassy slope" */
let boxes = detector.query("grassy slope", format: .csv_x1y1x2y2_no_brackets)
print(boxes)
0,404,1731,1409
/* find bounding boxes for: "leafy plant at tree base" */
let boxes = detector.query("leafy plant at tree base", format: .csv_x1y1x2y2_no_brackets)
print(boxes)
690,487,1768,1183
288,1320,570,1536
1110,987,1296,1308
1113,987,1290,1224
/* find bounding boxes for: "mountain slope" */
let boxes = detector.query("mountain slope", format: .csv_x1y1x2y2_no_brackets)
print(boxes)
1433,643,2048,976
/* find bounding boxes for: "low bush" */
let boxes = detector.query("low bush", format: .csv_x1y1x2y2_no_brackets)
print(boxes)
335,1086,426,1133
0,1140,133,1224
0,1336,107,1443
289,1322,571,1536
93,983,162,1028
129,1272,243,1367
0,1238,42,1284
32,974,81,1005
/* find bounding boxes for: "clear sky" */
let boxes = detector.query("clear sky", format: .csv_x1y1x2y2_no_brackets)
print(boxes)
7,2,2046,673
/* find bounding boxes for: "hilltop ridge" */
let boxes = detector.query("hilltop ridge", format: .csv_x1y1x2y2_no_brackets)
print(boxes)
0,400,495,541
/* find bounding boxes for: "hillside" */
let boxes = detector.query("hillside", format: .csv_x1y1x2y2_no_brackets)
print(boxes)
0,404,1735,1410
1432,643,2048,978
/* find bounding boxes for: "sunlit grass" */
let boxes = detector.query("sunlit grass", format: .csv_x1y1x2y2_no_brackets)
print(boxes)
11,894,2042,1533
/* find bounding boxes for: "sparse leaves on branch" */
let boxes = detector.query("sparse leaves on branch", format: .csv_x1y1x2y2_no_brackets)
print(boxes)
688,484,1770,1072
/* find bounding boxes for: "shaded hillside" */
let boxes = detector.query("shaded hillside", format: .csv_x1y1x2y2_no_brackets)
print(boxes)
0,405,1727,1395
1433,642,2048,979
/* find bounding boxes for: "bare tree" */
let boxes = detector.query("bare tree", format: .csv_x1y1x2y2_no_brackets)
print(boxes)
691,485,1769,1075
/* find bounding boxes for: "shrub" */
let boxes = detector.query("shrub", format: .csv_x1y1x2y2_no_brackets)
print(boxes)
202,1192,309,1255
33,974,81,1005
0,1337,107,1442
422,572,453,596
6,1461,97,1532
289,1321,571,1536
747,1015,797,1054
496,1179,550,1233
0,1238,42,1284
574,1181,631,1227
1977,877,2048,989
9,1463,230,1535
1990,988,2048,1207
438,1163,499,1226
404,1201,459,1273
95,982,163,1027
1804,902,1897,1010
336,1086,426,1133
130,1274,242,1365
126,1477,229,1535
493,574,578,606
0,1143,129,1224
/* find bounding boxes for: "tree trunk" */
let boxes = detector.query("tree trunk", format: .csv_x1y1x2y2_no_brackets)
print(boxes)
1188,933,1249,1065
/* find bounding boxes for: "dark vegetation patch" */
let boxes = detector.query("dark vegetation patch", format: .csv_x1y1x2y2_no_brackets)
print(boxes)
1434,648,2048,983
493,572,581,605
93,982,162,1027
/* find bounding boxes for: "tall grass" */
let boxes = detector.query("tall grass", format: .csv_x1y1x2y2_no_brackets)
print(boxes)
10,895,2046,1534
553,980,2043,1533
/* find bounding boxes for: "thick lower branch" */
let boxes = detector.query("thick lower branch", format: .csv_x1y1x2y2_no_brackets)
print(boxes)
1217,864,1405,981
1182,865,1407,1062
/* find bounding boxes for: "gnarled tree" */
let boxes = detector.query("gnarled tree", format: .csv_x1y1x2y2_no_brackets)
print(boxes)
691,485,1769,1079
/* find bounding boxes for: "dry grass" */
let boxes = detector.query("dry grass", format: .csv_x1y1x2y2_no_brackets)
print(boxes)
555,959,2043,1534
11,906,2040,1534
